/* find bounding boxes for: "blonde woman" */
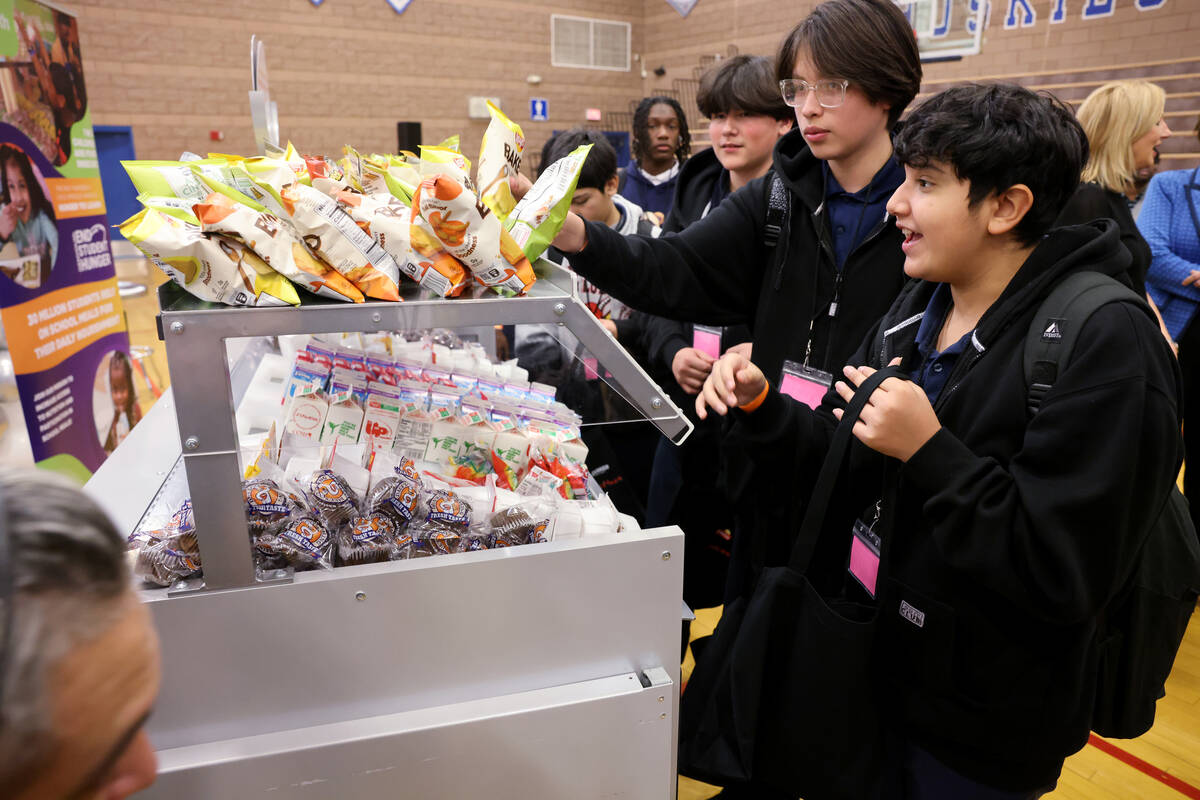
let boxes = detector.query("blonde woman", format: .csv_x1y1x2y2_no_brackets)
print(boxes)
1057,79,1172,299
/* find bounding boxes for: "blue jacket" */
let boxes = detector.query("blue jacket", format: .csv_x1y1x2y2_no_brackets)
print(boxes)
619,160,678,219
1140,167,1200,339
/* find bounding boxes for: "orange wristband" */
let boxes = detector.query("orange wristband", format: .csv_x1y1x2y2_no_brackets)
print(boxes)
738,382,770,413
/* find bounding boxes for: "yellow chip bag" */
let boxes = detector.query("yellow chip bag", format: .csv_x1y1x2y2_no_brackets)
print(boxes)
120,206,299,307
194,190,363,303
507,143,592,263
419,145,473,190
415,175,535,295
476,101,524,220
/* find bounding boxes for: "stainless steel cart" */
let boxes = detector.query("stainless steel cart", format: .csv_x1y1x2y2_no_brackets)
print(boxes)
87,261,692,799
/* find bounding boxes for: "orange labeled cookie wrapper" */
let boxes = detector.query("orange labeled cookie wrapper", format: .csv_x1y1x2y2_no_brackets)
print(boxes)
277,182,401,301
414,175,535,295
407,207,470,298
195,192,364,302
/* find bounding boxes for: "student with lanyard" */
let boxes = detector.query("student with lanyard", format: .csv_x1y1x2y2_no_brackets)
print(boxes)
512,0,921,604
637,53,793,611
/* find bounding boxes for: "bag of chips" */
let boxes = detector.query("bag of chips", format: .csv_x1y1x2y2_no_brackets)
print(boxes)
194,188,364,303
476,101,524,220
415,175,535,295
121,205,300,307
506,143,592,262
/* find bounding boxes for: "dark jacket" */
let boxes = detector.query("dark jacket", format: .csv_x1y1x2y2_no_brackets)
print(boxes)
735,220,1183,790
638,147,752,409
569,127,908,415
568,128,910,597
1057,181,1150,296
619,160,679,220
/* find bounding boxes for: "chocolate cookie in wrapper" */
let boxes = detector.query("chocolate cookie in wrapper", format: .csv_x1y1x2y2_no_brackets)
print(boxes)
424,489,470,529
462,535,489,552
243,478,298,532
272,515,334,570
528,517,550,545
488,506,535,548
338,513,397,566
369,476,421,526
424,529,463,555
391,528,416,560
396,456,422,486
252,534,290,572
308,470,358,528
133,536,201,587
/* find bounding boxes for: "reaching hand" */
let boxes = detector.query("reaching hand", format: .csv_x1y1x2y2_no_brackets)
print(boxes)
831,361,940,461
695,352,767,419
0,204,17,240
671,347,715,395
599,319,618,338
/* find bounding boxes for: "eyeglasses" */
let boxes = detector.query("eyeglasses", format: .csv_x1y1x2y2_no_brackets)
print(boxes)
779,79,850,109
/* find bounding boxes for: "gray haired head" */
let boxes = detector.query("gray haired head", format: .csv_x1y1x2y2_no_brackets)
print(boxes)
0,469,131,790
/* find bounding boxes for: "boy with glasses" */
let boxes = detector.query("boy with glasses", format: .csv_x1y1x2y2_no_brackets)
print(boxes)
522,0,922,609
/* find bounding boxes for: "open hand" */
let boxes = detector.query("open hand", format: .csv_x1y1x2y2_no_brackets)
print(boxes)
696,352,766,419
831,361,940,461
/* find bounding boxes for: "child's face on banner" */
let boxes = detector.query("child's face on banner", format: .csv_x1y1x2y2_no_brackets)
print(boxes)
110,359,131,412
6,161,31,223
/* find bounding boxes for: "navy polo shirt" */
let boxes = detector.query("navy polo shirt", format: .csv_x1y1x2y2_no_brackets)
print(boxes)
912,283,976,405
822,157,905,269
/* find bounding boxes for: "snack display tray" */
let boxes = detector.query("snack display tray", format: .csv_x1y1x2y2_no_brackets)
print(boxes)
154,257,692,591
84,258,690,797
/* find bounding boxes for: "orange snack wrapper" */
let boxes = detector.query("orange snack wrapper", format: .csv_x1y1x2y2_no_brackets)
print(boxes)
414,175,535,295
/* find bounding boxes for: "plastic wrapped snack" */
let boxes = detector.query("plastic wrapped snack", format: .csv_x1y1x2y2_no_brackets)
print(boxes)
408,212,470,297
243,478,300,533
410,488,472,555
338,512,398,566
121,206,300,307
276,181,402,301
476,101,524,219
194,190,364,302
419,145,473,190
415,175,535,294
313,180,467,297
506,143,592,262
266,514,334,571
123,158,257,205
368,475,421,526
129,498,202,587
306,469,360,529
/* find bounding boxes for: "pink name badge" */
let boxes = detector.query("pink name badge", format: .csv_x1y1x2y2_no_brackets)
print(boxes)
693,326,722,360
583,357,599,381
848,520,881,597
779,371,830,409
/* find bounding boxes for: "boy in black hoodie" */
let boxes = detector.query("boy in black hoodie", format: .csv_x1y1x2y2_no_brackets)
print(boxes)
697,83,1183,797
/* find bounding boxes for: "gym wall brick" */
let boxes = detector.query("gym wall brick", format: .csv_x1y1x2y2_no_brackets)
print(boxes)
75,0,1199,165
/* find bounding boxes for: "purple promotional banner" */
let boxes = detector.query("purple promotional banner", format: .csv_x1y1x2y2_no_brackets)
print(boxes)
0,0,134,483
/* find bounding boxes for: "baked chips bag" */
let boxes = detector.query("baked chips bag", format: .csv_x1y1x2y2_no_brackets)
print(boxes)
476,102,524,219
415,175,535,295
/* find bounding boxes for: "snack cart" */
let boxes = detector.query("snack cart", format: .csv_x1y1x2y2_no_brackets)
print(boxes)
86,260,691,799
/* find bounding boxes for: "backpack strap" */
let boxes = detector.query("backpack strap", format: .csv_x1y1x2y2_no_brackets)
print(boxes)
1024,271,1150,415
763,171,789,248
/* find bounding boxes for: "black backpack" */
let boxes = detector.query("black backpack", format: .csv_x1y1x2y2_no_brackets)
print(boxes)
1024,270,1200,739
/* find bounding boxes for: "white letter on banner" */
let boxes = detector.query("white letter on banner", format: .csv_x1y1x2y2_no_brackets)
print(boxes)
1004,0,1036,27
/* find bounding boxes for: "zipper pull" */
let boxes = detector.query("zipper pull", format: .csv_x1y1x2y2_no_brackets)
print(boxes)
829,272,843,317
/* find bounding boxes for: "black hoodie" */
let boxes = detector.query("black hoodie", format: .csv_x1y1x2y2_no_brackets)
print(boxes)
567,130,910,597
568,127,907,387
734,220,1183,790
